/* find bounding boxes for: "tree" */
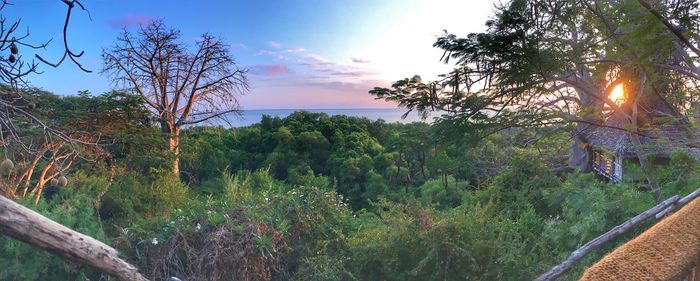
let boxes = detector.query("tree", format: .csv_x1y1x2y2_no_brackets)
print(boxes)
102,20,249,177
0,1,149,280
1,90,150,203
371,0,698,182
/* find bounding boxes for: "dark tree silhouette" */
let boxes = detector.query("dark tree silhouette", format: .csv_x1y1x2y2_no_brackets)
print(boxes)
370,0,699,178
0,0,90,127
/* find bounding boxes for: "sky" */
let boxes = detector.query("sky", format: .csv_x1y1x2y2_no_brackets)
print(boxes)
10,0,496,109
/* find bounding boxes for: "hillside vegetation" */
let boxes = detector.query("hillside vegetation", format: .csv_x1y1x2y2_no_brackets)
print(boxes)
2,91,698,281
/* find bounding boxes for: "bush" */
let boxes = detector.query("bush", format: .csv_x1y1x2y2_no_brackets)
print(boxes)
100,170,187,223
345,200,552,281
419,176,466,209
118,168,354,281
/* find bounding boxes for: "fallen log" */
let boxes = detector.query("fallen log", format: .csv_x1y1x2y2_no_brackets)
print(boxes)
0,195,148,281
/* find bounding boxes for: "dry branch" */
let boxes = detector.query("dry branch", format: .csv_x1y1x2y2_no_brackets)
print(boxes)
534,192,688,281
0,194,148,281
655,187,700,219
102,20,248,176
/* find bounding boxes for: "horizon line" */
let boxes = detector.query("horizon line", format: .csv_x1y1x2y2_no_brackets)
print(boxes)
238,107,406,111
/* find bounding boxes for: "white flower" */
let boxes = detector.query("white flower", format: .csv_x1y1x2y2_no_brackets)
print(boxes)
151,238,158,245
196,223,201,231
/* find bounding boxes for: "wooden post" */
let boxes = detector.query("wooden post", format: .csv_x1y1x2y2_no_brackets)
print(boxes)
0,195,149,281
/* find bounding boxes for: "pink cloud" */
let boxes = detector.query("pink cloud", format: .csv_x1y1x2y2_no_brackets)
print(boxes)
250,64,290,76
352,57,371,64
241,84,396,109
108,14,153,28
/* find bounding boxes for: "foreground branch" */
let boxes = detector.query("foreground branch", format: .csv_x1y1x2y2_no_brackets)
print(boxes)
655,187,700,219
0,195,148,281
534,192,692,281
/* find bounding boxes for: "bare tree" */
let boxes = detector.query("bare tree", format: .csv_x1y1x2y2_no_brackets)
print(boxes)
102,20,249,177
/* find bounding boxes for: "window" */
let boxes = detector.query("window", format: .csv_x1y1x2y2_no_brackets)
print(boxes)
592,151,622,182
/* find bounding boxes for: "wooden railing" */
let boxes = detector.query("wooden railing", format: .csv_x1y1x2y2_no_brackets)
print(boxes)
592,162,621,183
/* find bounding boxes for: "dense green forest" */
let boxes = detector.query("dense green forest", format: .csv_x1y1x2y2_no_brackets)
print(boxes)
2,0,700,280
1,89,699,280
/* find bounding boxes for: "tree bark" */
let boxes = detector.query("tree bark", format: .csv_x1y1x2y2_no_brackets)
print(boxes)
568,125,592,172
0,195,148,281
695,102,700,128
162,121,181,178
169,128,180,178
566,74,603,173
631,75,664,203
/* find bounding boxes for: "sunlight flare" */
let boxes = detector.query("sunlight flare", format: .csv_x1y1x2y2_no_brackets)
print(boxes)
610,83,624,104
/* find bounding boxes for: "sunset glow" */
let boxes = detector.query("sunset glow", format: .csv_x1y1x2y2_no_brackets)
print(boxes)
11,0,494,109
610,84,624,104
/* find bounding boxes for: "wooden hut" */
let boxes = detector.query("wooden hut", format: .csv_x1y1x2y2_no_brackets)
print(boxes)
585,111,700,183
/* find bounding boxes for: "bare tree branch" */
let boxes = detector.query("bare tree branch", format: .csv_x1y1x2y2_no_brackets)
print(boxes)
102,20,249,176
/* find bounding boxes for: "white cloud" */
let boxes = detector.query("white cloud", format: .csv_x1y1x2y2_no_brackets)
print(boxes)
254,46,379,90
352,57,371,64
340,0,494,82
268,41,282,49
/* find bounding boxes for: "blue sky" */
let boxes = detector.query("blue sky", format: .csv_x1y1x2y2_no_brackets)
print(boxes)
11,0,494,109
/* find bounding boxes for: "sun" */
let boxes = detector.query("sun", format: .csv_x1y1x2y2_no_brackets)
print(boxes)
609,84,625,104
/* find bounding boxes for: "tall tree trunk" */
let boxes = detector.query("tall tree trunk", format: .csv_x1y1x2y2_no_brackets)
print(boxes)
419,151,426,180
568,129,592,172
568,79,604,173
161,121,181,178
169,128,180,178
631,75,664,203
396,152,402,186
694,102,700,127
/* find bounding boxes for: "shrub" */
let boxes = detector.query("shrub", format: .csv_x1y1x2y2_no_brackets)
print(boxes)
100,170,187,223
419,176,466,209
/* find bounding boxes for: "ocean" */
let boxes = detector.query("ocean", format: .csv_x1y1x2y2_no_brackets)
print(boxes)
226,108,433,127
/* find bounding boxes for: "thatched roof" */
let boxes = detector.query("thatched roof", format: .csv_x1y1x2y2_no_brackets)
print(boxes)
585,111,700,158
578,197,700,281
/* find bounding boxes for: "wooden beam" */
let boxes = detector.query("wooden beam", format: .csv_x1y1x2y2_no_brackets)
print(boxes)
0,195,149,281
656,188,700,219
534,194,682,281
